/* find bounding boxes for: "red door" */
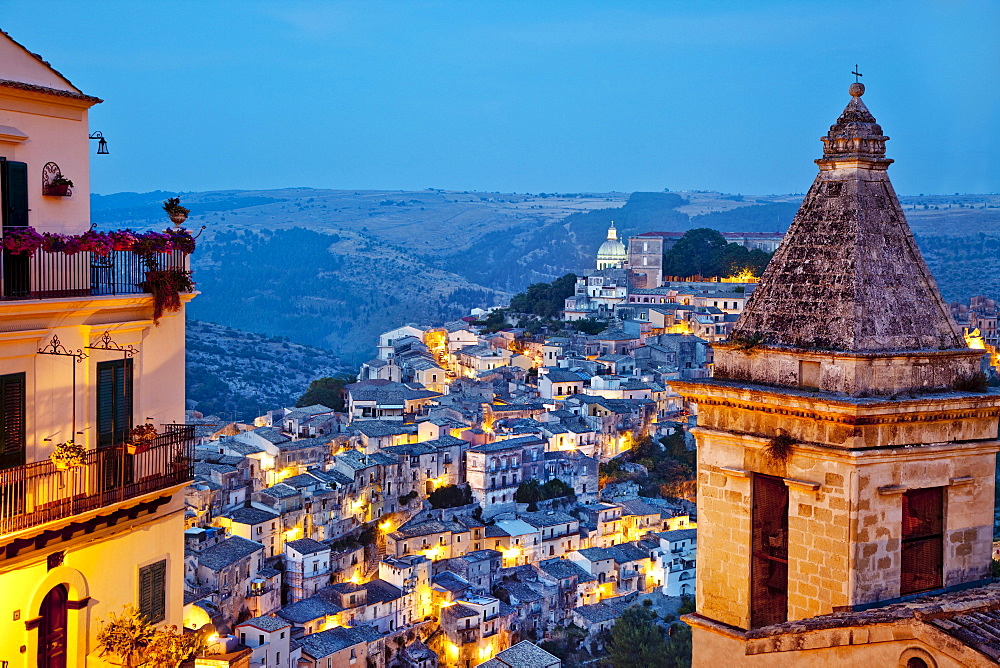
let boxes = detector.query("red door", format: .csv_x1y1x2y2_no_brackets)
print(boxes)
38,584,68,668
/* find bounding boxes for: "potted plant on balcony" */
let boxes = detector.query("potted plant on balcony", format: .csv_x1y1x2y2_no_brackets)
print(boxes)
44,174,74,197
126,423,158,455
50,439,87,470
162,197,190,226
141,268,195,325
171,451,192,474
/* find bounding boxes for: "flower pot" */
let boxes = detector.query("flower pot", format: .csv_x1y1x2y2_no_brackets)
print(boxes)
126,442,150,455
44,184,71,197
169,212,188,226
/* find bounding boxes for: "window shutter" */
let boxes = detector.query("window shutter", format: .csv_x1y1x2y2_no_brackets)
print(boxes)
138,560,167,623
118,358,133,440
1,160,29,229
1,161,31,298
0,373,26,469
750,473,789,628
97,359,133,447
900,487,944,594
97,363,115,447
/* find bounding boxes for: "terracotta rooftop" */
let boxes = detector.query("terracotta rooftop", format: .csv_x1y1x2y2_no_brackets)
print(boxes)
730,84,964,353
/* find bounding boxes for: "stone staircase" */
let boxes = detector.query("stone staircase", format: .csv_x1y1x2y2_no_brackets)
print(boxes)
364,536,386,578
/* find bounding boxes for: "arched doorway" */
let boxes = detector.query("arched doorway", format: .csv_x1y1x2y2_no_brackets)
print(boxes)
37,584,68,668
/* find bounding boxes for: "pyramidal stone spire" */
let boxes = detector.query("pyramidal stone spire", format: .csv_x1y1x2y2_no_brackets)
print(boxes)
731,83,964,353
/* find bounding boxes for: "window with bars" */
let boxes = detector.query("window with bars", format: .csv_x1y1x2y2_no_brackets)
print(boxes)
0,373,25,470
751,473,789,628
138,560,167,623
900,487,944,595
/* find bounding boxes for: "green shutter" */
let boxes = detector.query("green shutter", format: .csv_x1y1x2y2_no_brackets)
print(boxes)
120,358,133,440
0,373,25,469
96,363,115,447
96,359,133,447
138,560,167,623
2,161,31,298
1,160,29,229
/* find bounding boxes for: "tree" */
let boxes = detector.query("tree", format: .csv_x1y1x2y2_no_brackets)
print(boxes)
515,478,575,504
662,228,774,279
663,228,728,278
570,318,610,335
514,480,545,504
606,605,672,668
664,621,693,667
428,484,472,509
482,309,509,333
296,374,353,411
97,605,201,668
507,273,577,319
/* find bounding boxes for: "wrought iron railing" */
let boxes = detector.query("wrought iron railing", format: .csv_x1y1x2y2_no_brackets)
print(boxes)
0,424,194,535
0,249,189,300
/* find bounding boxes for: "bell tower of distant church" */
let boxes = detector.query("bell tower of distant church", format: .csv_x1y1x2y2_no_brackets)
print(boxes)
671,82,1000,664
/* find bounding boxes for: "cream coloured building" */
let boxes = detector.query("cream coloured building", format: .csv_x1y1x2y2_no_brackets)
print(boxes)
0,31,195,666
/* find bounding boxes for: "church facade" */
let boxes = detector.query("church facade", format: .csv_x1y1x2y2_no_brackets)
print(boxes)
672,82,1000,667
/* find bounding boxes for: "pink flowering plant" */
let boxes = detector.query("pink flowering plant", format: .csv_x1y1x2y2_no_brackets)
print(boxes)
1,227,45,256
1,227,196,258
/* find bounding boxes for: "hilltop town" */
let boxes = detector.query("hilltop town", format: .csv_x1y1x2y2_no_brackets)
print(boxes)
176,123,1000,668
179,225,735,666
4,19,1000,668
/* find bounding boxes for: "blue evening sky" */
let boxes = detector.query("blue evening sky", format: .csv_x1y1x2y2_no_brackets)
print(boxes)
5,1,998,196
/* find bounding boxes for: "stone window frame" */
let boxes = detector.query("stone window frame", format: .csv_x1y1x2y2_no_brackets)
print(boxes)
898,647,937,668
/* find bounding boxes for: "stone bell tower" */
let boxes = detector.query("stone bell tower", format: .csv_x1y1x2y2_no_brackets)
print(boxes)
671,83,1000,663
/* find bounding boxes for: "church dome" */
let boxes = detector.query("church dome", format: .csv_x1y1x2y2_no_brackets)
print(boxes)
596,222,627,269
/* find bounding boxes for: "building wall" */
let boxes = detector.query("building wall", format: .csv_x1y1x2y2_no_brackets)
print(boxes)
689,414,997,629
628,236,664,289
0,42,95,237
0,497,186,664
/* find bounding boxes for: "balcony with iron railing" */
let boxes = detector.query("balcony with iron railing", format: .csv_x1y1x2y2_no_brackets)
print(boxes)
0,424,195,535
1,248,189,301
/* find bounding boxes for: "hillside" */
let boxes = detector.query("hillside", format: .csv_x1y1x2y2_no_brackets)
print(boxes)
92,189,1000,363
186,319,347,422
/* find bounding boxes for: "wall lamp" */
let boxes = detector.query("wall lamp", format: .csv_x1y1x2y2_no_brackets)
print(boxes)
89,131,109,154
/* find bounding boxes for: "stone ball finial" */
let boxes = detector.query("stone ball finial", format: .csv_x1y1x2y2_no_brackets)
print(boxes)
849,82,865,97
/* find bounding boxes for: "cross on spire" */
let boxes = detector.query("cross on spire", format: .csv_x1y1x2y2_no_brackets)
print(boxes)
852,65,863,83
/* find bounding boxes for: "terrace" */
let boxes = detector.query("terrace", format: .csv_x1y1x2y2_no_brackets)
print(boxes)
0,424,195,535
0,248,189,300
